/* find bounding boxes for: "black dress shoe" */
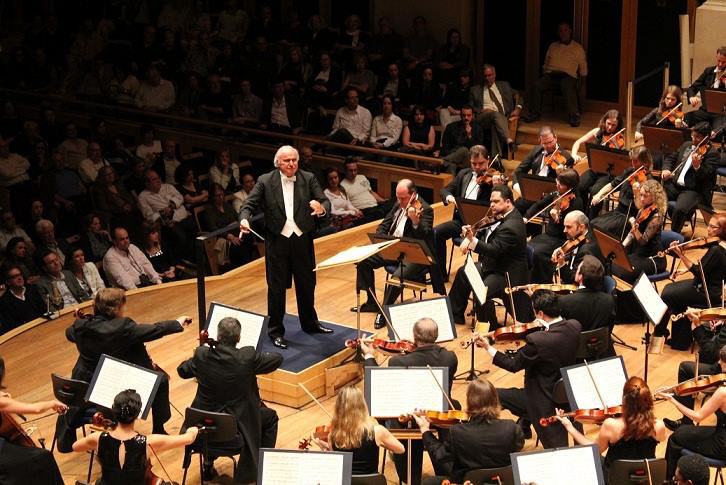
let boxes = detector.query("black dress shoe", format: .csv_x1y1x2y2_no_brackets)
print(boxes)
569,114,581,127
271,336,288,349
663,417,685,431
350,302,378,313
305,323,334,334
666,338,691,351
374,314,386,329
202,463,218,480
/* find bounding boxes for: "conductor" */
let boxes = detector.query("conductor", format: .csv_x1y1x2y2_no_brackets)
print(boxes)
238,145,333,349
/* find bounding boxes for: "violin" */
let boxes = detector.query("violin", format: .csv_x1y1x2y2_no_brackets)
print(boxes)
460,321,546,348
476,169,509,185
539,406,623,427
670,307,726,323
406,193,424,218
603,131,625,149
542,148,568,170
662,109,685,125
344,338,416,354
504,283,578,294
198,330,218,348
657,373,726,397
399,409,470,428
656,236,720,258
0,411,36,448
298,424,332,450
551,192,576,222
629,169,648,189
552,233,588,264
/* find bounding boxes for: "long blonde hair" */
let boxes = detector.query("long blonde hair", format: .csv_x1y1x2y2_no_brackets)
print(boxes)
638,179,667,217
329,386,376,449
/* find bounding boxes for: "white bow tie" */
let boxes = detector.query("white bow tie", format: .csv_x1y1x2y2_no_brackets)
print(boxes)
282,175,297,183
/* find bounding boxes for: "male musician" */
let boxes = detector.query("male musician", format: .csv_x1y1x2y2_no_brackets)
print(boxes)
473,290,581,448
512,126,574,215
177,317,283,482
551,210,602,284
353,179,445,329
440,105,484,174
448,185,532,327
661,122,719,234
558,255,615,335
238,145,333,350
433,145,498,279
685,46,726,133
360,317,458,485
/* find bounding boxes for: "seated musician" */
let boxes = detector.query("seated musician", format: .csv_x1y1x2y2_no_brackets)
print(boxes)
526,168,583,283
471,290,580,448
684,46,726,133
413,379,524,485
655,213,726,350
177,316,283,482
555,376,666,483
635,86,687,169
661,122,719,235
559,255,615,335
512,126,574,215
591,146,654,236
551,211,603,285
448,185,532,328
675,454,711,485
0,356,67,485
72,389,198,484
433,144,498,279
610,179,667,284
360,317,458,485
312,386,404,474
56,288,192,451
353,179,445,329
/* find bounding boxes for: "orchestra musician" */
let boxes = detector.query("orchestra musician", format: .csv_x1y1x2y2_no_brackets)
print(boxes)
551,211,602,285
610,179,667,284
661,122,719,235
684,46,726,133
413,379,524,485
512,126,574,215
448,185,533,327
0,356,67,485
176,317,283,482
56,288,191,452
238,145,333,350
471,290,580,448
558,255,615,335
525,168,583,283
654,213,726,350
635,85,687,136
591,146,654,236
554,376,666,483
353,179,445,329
72,389,198,484
434,144,498,279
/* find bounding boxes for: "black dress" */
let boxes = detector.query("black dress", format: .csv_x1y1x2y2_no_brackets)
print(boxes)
0,429,64,485
603,435,658,484
97,432,148,485
666,409,726,477
591,168,651,236
611,206,666,284
332,429,379,475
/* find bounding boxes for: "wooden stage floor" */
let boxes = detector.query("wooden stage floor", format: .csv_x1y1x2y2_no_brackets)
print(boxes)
1,198,725,484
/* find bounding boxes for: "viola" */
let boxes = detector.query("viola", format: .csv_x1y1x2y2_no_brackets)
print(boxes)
635,203,656,225
0,411,36,448
543,148,568,170
298,424,332,450
552,233,588,264
345,338,416,354
539,406,623,427
505,283,578,294
656,236,720,258
399,409,470,428
476,169,509,185
603,131,625,149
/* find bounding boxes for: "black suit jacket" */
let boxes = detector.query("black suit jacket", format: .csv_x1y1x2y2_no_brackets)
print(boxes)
513,145,575,185
473,209,529,285
440,168,492,223
238,168,329,236
440,120,484,156
663,141,718,194
261,94,304,130
0,285,45,332
177,344,282,472
469,81,517,116
558,234,603,284
687,65,726,100
559,288,615,332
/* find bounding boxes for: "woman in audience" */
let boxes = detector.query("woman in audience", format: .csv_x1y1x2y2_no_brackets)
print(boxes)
437,28,470,85
73,389,198,484
123,157,148,198
343,53,377,106
308,51,342,110
93,166,137,230
399,105,436,156
279,44,312,94
78,213,113,265
202,183,257,267
4,237,41,284
65,246,105,298
208,148,240,194
369,95,403,150
141,225,177,281
410,66,443,122
323,168,363,230
556,376,666,483
175,163,208,209
314,385,404,475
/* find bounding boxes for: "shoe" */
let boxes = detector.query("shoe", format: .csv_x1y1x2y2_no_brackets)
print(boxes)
202,463,218,481
653,325,670,338
374,314,386,329
517,418,533,439
271,336,288,349
569,114,581,127
351,302,378,313
521,112,540,123
507,142,517,159
305,323,334,334
663,417,685,431
665,338,691,351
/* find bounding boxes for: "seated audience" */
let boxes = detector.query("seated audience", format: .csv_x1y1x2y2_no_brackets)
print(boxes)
134,125,162,162
208,148,240,193
439,68,472,129
0,137,31,213
399,105,436,156
57,123,87,170
65,247,105,298
440,104,483,173
103,227,161,289
231,172,256,213
78,213,113,265
78,142,110,185
436,28,470,85
4,237,41,283
230,78,263,126
141,225,177,282
369,95,402,149
0,209,34,255
410,66,442,121
92,166,138,231
377,62,410,108
279,45,312,95
308,51,343,109
135,62,176,111
261,79,304,135
175,164,209,209
0,264,45,331
198,73,231,122
340,158,388,222
323,167,363,230
329,87,372,145
36,250,89,312
124,158,148,198
343,54,377,104
42,150,87,234
202,183,258,267
34,219,70,266
153,139,181,183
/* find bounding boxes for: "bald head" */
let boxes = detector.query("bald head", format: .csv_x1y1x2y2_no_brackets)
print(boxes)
395,179,416,208
413,318,438,345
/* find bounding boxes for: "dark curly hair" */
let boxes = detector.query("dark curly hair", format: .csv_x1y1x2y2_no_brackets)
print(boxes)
112,389,142,425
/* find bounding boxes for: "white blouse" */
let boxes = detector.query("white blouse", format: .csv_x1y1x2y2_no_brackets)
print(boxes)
324,188,359,216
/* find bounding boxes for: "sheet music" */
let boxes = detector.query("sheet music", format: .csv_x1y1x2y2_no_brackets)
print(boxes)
463,256,488,305
315,240,399,270
260,450,346,485
368,367,446,417
563,356,627,410
632,273,668,325
87,356,160,417
514,445,603,485
386,298,455,342
207,303,265,349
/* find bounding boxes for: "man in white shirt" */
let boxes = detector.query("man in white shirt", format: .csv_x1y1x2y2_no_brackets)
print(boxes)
78,142,110,185
328,87,372,145
103,227,162,290
154,139,181,183
135,63,176,112
36,251,88,311
339,158,388,221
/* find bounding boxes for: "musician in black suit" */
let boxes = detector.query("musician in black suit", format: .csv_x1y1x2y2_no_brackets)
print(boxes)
238,145,333,349
353,179,445,329
661,122,719,234
472,290,581,448
440,105,485,174
448,185,532,327
551,210,602,284
55,288,190,451
685,47,726,133
360,317,459,485
512,126,574,215
559,255,615,334
433,145,498,279
177,317,283,482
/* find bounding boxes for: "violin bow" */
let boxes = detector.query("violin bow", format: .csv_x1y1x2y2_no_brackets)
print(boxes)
426,365,457,412
583,360,608,410
655,102,683,126
148,443,174,484
366,288,403,342
523,189,573,225
698,261,713,309
505,272,518,324
619,201,633,241
299,383,334,420
599,166,646,204
644,458,653,485
600,127,626,146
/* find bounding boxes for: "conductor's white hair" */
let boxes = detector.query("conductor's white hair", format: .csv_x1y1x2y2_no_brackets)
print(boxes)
273,145,299,168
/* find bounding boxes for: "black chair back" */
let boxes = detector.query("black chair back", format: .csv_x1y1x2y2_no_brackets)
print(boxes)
463,465,514,485
183,407,237,443
608,458,666,484
351,473,387,485
51,374,90,407
575,327,610,361
551,378,569,406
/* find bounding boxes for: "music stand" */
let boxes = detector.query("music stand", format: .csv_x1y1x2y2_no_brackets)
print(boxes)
368,234,435,304
641,125,689,154
518,173,557,201
586,144,631,177
704,89,726,117
592,228,633,275
454,198,489,226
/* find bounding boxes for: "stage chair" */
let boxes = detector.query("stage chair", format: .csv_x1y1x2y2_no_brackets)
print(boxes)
384,265,429,301
463,465,514,485
666,200,698,233
351,473,387,485
648,230,684,283
181,408,240,485
575,327,610,361
608,458,667,484
717,167,726,193
682,448,726,485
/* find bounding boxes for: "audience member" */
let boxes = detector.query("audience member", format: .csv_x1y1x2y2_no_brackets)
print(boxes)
279,45,312,95
216,0,249,44
245,36,278,95
410,66,443,121
135,63,176,112
440,105,483,173
231,173,256,213
141,226,177,282
470,64,521,158
208,148,240,193
306,15,337,55
329,87,372,145
34,219,70,266
403,16,436,75
78,213,113,265
134,125,162,162
230,79,263,126
368,17,405,74
340,158,388,222
399,105,436,156
124,158,148,198
323,167,363,230
202,183,258,267
92,166,138,231
369,95,402,149
343,54,377,104
0,136,32,213
260,80,304,134
175,164,209,209
175,72,202,117
439,68,473,129
78,142,110,185
298,145,325,187
0,210,34,255
153,139,181,183
335,14,368,66
65,247,105,298
57,123,88,170
437,28,470,85
0,264,45,332
308,51,343,109
376,62,410,109
36,250,88,312
103,227,161,289
198,73,231,121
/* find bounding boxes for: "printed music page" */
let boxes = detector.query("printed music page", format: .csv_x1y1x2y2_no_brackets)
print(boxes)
563,356,627,410
386,298,455,342
87,356,160,418
367,367,446,417
463,256,488,305
206,302,265,349
260,450,347,485
315,239,399,270
513,445,603,485
632,272,668,325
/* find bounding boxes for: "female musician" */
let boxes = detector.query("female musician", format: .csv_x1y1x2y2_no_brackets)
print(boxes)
73,389,198,484
636,85,686,133
591,146,653,236
0,356,67,485
525,168,584,282
414,379,524,485
655,213,726,350
313,385,404,474
555,376,666,483
610,179,667,284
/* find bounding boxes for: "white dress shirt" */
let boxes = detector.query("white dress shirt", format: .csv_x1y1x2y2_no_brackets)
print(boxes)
137,183,189,224
482,83,504,113
463,172,480,199
676,149,695,187
280,171,303,238
331,105,373,142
